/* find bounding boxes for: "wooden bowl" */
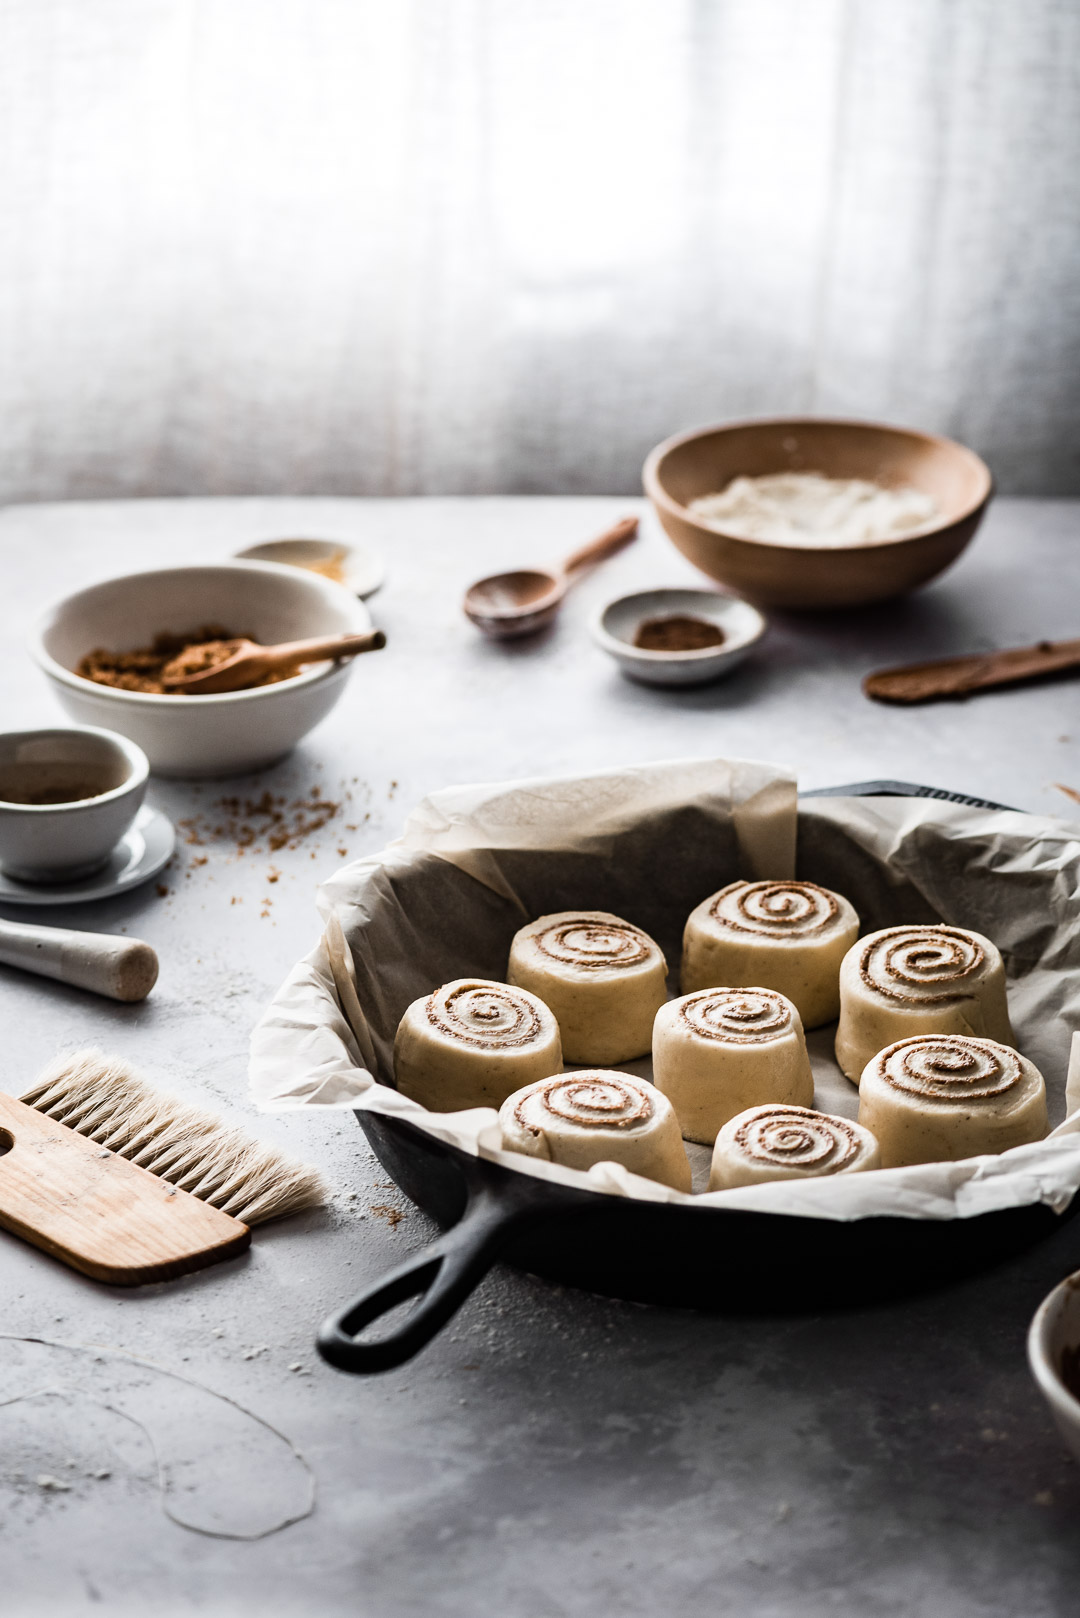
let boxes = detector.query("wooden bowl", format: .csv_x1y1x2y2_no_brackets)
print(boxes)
643,418,993,610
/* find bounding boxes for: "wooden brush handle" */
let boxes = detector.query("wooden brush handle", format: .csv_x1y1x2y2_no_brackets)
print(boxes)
0,919,158,1002
0,1092,248,1284
864,637,1080,705
560,517,639,578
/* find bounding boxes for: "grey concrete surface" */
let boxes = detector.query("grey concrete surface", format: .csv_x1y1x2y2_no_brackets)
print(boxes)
1,495,1080,1617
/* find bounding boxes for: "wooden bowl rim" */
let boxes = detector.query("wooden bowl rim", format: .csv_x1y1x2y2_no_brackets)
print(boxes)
642,415,993,555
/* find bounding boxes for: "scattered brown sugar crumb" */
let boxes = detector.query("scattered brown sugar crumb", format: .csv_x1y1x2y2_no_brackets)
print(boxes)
155,883,169,898
178,790,340,856
633,614,726,653
370,1204,404,1228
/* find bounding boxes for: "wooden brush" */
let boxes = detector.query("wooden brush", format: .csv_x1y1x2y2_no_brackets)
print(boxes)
0,1050,326,1285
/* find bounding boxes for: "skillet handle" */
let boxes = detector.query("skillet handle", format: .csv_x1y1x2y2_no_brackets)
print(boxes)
317,1183,519,1373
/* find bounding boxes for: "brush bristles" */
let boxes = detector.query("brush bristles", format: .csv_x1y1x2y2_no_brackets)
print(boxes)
22,1050,326,1227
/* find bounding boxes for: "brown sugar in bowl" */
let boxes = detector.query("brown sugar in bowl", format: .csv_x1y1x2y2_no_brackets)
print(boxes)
642,417,993,611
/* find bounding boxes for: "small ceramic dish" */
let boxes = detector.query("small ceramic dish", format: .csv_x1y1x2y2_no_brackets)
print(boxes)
590,588,766,687
1028,1269,1080,1462
31,562,374,778
233,538,385,598
0,804,174,905
0,726,149,882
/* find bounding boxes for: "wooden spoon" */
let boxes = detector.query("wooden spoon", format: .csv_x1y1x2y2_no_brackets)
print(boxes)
463,517,639,639
864,636,1080,704
161,630,386,694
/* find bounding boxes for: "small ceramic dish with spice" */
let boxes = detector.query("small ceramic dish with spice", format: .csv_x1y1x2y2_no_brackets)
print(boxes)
1028,1268,1080,1463
0,726,149,882
31,562,376,778
590,587,766,687
233,537,385,598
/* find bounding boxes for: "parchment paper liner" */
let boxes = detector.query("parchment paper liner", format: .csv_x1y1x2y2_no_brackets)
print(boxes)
249,756,1080,1222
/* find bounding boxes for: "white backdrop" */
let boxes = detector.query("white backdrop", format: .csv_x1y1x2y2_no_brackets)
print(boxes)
1,0,1078,501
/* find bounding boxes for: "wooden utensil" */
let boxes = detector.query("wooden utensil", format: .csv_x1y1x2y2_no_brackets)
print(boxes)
865,637,1080,704
0,1051,324,1284
0,917,157,1001
463,517,639,639
162,629,386,694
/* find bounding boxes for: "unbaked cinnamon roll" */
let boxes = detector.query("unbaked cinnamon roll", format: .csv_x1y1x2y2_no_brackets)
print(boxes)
507,910,668,1065
652,986,813,1144
857,1034,1046,1167
499,1070,691,1190
681,880,859,1028
834,924,1014,1083
709,1103,880,1190
394,979,561,1112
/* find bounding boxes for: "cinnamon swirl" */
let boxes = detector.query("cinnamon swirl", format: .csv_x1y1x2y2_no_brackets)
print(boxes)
709,1103,880,1190
834,924,1015,1083
681,880,859,1028
499,1070,692,1190
394,979,561,1112
507,911,668,1065
857,1034,1047,1167
652,987,813,1144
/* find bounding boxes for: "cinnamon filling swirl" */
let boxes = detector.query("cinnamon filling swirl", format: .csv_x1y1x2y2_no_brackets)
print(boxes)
733,1106,860,1172
710,880,839,937
533,918,653,972
680,988,793,1044
518,1073,653,1131
878,1036,1021,1102
425,982,545,1049
858,926,984,1005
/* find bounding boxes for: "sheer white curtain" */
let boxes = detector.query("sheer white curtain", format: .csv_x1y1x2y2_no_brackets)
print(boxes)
1,0,1078,501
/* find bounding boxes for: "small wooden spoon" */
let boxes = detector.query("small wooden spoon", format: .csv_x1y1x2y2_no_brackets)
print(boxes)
864,636,1080,704
161,630,386,694
463,517,639,639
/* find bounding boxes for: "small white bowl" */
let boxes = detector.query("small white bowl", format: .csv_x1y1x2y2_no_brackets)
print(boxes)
0,726,148,882
590,588,767,687
233,537,385,598
1028,1270,1080,1462
31,562,374,778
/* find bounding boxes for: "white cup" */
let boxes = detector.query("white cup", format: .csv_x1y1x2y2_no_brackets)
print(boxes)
0,727,149,882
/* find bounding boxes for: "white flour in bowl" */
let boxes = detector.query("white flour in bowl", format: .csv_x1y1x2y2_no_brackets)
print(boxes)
688,472,939,547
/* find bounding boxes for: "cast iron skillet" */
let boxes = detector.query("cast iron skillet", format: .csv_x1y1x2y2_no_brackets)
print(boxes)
318,781,1075,1373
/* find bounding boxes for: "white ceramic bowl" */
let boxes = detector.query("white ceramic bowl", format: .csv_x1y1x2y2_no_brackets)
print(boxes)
31,562,374,778
233,537,385,598
590,588,767,687
0,726,148,881
1028,1270,1080,1461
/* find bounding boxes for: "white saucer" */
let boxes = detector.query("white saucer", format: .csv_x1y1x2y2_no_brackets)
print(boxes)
0,806,175,907
232,537,385,598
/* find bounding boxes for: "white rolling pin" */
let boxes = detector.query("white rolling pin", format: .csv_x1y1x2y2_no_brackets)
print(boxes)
0,918,158,1002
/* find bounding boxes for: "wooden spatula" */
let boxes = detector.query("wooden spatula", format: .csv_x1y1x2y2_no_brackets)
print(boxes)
162,629,386,694
864,637,1080,705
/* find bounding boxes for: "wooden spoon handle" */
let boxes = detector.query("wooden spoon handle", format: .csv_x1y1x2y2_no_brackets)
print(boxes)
263,630,386,665
560,517,639,578
864,637,1080,704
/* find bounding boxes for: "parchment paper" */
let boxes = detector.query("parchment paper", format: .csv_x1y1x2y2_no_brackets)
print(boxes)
249,756,1080,1222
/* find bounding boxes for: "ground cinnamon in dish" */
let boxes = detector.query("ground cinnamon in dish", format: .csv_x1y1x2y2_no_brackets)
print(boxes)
76,628,285,694
633,615,725,652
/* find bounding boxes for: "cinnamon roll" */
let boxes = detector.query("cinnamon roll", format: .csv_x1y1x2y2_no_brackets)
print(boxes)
857,1035,1047,1167
499,1070,692,1191
709,1103,880,1190
652,987,814,1144
834,924,1014,1083
507,911,668,1065
681,880,859,1028
394,979,561,1112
